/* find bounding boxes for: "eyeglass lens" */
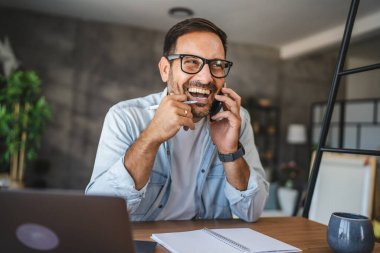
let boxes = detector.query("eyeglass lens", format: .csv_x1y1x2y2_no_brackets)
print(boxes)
181,55,230,78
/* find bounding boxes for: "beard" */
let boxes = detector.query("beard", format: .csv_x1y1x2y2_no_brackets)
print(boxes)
166,71,217,120
192,103,210,118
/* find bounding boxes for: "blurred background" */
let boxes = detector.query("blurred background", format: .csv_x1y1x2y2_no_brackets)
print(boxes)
0,0,379,213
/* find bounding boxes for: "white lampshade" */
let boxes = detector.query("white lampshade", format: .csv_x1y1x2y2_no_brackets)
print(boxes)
287,124,307,144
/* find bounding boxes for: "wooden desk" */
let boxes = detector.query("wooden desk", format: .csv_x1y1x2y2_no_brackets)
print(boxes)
132,217,380,253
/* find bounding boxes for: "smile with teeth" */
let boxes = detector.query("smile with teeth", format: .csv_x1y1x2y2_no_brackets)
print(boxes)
188,87,211,100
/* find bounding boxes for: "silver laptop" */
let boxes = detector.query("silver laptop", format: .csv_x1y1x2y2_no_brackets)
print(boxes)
0,190,138,253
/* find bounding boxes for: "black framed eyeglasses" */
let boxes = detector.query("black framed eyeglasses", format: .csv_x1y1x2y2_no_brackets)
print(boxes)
166,54,233,78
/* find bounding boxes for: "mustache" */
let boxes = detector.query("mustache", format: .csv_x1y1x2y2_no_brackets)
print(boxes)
186,81,217,93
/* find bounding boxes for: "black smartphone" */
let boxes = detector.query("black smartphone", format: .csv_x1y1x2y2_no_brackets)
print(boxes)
209,91,223,121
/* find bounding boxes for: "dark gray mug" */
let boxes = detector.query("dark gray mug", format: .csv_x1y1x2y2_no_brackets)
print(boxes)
327,212,375,253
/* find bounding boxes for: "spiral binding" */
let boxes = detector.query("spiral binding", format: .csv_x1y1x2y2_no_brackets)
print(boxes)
202,227,251,253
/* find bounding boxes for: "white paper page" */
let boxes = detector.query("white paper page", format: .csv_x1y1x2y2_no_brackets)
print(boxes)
151,228,301,253
152,230,242,253
213,228,301,253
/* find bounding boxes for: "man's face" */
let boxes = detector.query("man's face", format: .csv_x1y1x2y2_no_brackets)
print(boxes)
162,31,226,120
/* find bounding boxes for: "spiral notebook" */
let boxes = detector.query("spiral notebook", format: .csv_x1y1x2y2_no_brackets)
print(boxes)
151,227,301,253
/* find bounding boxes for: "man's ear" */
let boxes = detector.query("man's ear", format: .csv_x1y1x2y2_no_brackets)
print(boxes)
158,56,170,82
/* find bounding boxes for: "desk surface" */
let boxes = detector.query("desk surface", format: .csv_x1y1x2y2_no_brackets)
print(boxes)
132,216,380,253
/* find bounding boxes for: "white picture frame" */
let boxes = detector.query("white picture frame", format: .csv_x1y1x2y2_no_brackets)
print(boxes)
309,152,376,225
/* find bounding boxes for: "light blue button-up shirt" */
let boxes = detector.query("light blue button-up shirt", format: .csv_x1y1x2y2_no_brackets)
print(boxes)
86,88,269,222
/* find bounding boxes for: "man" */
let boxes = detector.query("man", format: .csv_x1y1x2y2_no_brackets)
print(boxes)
86,18,268,222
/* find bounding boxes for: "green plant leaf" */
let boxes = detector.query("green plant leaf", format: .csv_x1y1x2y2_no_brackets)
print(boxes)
0,70,52,164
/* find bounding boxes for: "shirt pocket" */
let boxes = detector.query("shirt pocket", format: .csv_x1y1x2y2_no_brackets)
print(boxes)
133,170,167,215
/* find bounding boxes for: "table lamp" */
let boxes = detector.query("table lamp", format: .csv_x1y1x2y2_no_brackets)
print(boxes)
285,124,307,188
287,124,307,145
287,124,307,161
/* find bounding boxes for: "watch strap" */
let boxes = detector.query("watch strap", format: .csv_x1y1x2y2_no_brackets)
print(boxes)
218,142,245,162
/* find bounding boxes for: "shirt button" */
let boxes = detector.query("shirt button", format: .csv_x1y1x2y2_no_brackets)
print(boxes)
158,204,163,208
201,169,205,173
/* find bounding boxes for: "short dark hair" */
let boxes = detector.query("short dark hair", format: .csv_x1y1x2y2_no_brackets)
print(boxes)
163,18,228,57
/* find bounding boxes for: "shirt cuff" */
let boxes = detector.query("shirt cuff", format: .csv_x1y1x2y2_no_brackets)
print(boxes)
224,171,258,205
108,156,149,199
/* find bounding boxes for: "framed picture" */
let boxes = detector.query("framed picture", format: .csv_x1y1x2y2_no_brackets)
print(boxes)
309,152,377,225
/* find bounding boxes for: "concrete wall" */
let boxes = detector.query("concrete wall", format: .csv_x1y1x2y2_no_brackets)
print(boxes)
346,57,380,100
345,34,380,100
0,8,164,188
0,7,335,189
278,52,340,175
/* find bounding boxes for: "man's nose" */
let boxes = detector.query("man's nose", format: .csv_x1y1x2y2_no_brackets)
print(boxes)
195,63,214,83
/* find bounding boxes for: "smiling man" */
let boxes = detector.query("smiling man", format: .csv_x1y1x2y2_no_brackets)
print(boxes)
86,18,268,222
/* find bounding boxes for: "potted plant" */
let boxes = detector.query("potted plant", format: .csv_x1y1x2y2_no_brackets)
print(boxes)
279,160,301,189
0,70,51,184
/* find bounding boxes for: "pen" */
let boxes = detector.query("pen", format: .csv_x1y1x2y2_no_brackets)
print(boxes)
146,100,198,110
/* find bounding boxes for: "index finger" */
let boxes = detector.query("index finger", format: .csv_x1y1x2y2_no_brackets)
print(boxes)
168,93,188,102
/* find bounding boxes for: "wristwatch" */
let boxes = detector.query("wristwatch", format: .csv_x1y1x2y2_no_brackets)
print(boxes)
218,142,245,162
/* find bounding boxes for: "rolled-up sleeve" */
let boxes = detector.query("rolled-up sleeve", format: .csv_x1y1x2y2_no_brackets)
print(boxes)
224,108,269,222
85,106,148,213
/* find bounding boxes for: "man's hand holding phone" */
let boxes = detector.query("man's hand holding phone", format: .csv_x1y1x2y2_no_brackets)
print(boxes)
209,86,242,154
209,86,250,191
